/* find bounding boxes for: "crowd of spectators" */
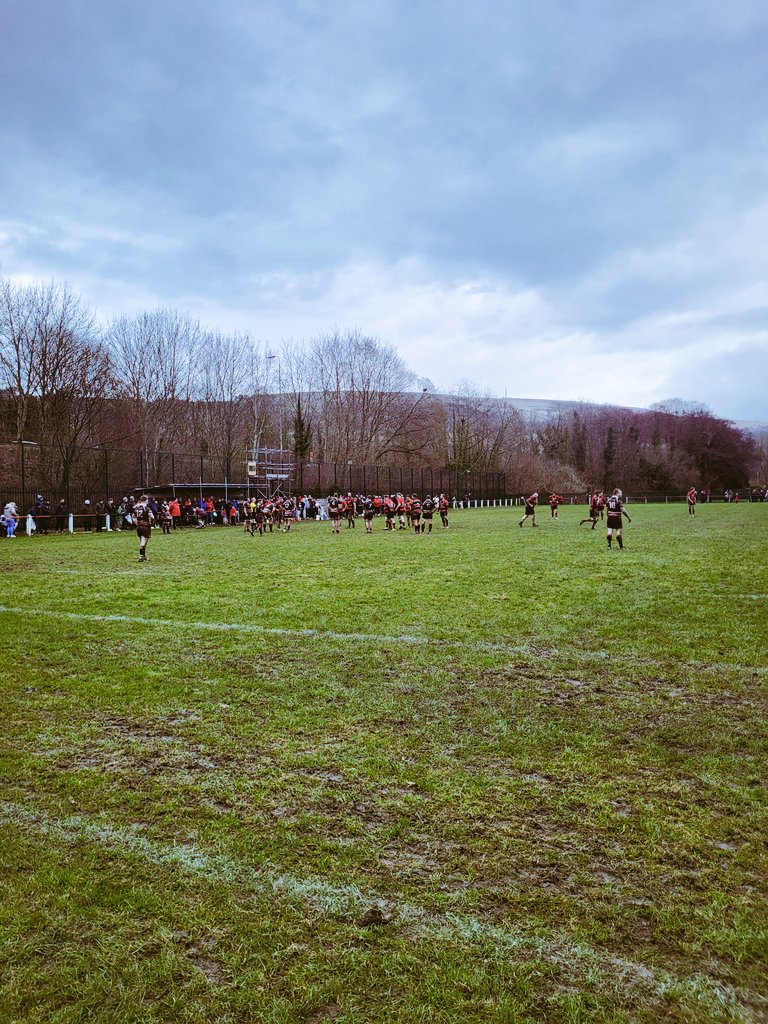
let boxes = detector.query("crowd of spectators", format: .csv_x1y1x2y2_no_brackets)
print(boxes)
0,493,328,536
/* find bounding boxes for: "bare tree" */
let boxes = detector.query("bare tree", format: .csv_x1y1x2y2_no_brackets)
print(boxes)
303,329,418,464
192,330,266,478
105,309,202,481
0,279,96,443
0,279,115,493
45,340,116,493
0,279,38,441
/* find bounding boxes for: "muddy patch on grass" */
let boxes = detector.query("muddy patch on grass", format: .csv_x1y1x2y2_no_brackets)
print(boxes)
187,951,227,985
304,1004,342,1023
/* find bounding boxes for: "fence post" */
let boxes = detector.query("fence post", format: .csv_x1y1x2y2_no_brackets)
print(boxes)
106,514,111,532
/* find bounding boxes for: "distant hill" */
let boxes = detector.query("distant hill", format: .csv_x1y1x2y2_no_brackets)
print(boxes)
433,393,768,435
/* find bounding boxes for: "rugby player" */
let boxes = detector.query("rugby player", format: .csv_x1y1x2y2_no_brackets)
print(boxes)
327,493,342,534
362,495,375,533
439,493,449,528
421,494,436,533
409,493,422,533
519,492,539,528
605,488,632,549
133,495,155,562
579,491,600,529
548,493,564,518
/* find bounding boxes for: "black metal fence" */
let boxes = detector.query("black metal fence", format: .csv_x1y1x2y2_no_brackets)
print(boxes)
0,441,508,513
2,441,763,515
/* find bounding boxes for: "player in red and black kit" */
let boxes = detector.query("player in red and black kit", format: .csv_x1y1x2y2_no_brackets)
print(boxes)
133,495,155,562
383,495,396,530
421,494,436,533
606,488,631,549
272,497,284,531
409,494,422,533
579,492,600,529
519,492,539,527
282,495,296,531
395,493,407,530
253,500,267,535
327,493,342,534
262,498,275,532
687,487,697,516
439,493,449,528
343,492,356,528
548,493,564,519
361,495,375,533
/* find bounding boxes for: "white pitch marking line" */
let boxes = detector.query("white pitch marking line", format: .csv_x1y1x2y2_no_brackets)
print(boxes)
1,800,759,1020
0,604,766,675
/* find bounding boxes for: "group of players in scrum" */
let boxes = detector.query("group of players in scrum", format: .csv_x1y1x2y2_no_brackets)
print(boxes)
327,492,450,534
240,492,452,535
241,495,301,535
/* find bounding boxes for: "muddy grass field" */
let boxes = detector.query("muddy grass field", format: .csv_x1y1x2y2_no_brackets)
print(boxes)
1,504,766,1023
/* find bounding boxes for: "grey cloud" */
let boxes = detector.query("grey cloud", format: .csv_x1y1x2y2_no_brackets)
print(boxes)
1,0,767,417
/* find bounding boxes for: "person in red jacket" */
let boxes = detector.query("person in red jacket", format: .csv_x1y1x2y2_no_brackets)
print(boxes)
168,497,182,530
687,487,697,516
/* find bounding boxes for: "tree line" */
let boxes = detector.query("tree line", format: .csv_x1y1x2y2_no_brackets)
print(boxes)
0,278,759,495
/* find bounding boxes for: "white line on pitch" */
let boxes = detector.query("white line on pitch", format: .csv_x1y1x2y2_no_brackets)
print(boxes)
1,800,758,1020
0,604,765,675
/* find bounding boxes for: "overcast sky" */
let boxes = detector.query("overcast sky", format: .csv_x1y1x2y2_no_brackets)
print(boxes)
2,0,767,421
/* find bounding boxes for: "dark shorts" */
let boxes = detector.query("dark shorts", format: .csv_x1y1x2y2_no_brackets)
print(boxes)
422,512,433,520
136,525,152,539
363,510,374,519
607,515,622,530
524,504,535,516
329,510,340,519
